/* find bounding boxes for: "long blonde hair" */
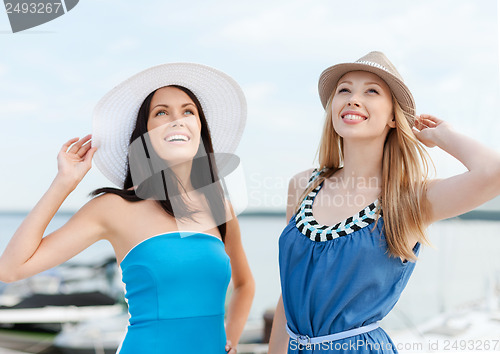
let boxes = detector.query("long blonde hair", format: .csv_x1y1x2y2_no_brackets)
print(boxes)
294,91,433,261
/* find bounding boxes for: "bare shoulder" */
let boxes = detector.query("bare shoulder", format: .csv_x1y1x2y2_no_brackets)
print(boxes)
80,192,133,238
426,178,443,187
288,168,315,198
286,168,315,220
83,192,126,216
291,168,316,181
224,197,235,213
223,197,239,227
38,192,130,251
222,197,242,245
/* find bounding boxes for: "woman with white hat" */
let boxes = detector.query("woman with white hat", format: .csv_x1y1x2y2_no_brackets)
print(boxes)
268,51,500,353
0,63,255,353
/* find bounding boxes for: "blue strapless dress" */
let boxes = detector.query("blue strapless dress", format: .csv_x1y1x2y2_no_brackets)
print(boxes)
117,231,231,354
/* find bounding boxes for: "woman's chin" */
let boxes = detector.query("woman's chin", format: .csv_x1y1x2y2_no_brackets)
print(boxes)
335,128,388,141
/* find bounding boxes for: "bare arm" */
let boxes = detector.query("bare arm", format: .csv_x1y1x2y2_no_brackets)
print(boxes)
413,115,500,224
268,170,312,353
224,202,255,353
0,135,102,282
268,295,288,354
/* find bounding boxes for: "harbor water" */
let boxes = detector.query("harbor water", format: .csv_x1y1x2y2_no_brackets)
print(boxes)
1,211,500,337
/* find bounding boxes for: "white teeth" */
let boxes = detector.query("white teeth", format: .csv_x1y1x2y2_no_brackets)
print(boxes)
342,114,366,120
166,134,189,142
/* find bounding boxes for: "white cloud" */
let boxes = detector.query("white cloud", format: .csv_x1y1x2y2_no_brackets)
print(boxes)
198,0,494,70
0,63,7,77
435,75,464,94
0,100,41,117
0,0,498,210
107,37,140,55
243,81,277,102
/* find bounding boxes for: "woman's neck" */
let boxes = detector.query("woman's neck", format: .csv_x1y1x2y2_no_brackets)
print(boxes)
169,161,195,193
339,138,385,192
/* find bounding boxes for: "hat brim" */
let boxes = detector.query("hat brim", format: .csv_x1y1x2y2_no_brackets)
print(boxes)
318,62,415,123
92,63,247,188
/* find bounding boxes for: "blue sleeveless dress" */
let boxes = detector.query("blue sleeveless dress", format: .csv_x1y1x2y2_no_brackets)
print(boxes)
279,169,420,353
117,231,231,354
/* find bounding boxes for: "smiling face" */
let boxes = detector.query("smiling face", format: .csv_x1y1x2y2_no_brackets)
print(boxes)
331,71,395,141
146,86,202,166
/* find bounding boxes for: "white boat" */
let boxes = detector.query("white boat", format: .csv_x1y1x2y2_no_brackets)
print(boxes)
0,302,123,325
53,312,129,354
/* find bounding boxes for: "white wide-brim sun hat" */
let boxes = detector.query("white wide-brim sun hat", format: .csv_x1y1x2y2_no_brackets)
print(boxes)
92,63,247,188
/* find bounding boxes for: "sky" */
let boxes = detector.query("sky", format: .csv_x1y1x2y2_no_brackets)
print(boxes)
0,0,499,212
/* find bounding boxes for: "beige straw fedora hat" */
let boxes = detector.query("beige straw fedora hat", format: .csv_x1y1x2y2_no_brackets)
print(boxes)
92,63,247,188
318,51,415,125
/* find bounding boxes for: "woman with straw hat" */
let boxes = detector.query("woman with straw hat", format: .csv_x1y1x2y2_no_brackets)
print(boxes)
0,63,255,353
268,51,500,353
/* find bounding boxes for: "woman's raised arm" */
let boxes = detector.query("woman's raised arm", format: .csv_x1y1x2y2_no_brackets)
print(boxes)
413,114,500,224
0,135,104,282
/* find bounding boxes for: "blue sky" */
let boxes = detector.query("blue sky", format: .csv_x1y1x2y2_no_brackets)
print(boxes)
0,0,498,211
